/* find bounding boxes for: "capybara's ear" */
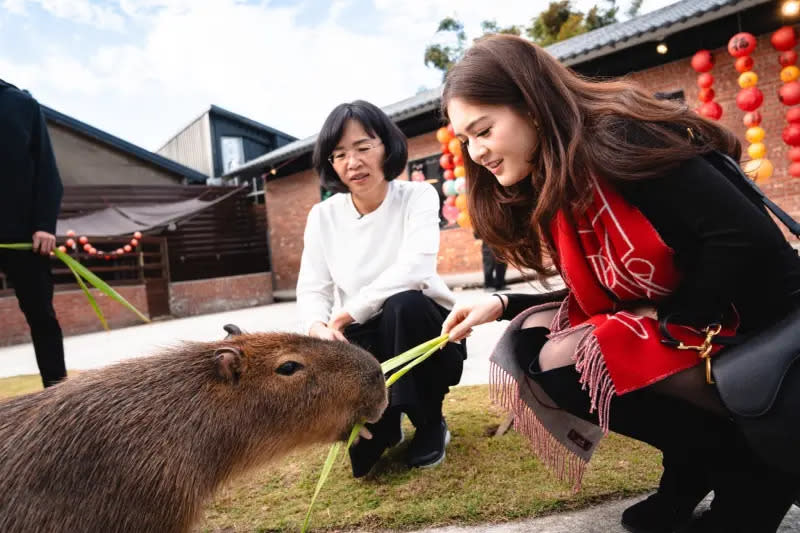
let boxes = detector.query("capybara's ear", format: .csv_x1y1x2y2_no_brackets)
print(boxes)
223,324,243,340
214,347,243,385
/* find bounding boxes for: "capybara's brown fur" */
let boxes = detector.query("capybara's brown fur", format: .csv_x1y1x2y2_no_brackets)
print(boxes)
0,332,387,532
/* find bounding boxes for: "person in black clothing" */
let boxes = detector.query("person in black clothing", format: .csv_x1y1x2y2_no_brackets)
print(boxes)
475,231,507,291
439,36,800,533
0,80,66,388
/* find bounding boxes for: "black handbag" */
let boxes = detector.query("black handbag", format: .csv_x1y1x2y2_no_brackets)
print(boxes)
662,151,800,473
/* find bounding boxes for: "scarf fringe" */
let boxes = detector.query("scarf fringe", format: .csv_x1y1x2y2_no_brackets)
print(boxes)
573,328,615,434
490,362,587,491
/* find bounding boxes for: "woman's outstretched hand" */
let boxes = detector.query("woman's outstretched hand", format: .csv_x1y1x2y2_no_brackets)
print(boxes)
308,321,348,342
441,295,506,342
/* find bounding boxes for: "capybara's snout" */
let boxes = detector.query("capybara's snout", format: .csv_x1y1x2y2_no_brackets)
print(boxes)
342,343,387,424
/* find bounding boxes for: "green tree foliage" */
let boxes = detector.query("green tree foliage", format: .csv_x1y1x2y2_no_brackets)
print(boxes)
425,0,632,78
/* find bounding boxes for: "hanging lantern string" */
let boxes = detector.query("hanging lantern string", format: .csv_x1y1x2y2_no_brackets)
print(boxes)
772,26,800,178
729,31,773,183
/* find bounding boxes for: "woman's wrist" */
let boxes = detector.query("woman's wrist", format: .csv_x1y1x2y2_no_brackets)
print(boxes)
491,294,507,321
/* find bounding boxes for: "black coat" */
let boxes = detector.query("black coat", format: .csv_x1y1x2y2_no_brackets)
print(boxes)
0,80,63,242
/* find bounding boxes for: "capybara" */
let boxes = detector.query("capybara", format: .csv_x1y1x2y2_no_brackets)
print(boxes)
0,328,387,532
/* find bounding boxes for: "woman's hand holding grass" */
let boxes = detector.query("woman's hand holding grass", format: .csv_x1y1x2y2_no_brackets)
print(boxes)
441,294,505,342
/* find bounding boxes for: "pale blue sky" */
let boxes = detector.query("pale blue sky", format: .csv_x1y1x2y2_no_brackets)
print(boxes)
0,0,674,151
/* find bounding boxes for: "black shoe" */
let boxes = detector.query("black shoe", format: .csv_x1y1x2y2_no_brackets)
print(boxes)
682,509,727,533
407,418,451,468
621,492,696,533
621,465,710,533
348,433,389,478
348,409,403,478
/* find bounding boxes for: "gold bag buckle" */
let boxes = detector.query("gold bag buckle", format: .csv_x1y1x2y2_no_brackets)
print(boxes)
674,324,722,384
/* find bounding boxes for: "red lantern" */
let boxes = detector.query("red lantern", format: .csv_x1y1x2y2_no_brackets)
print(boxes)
743,111,762,127
65,238,75,248
771,26,798,52
453,154,463,166
779,81,800,106
698,87,715,102
788,146,800,161
700,101,723,120
780,50,798,67
130,238,139,247
783,123,800,146
439,153,454,170
735,56,754,73
440,143,449,153
133,231,142,239
728,32,757,58
697,73,714,88
788,108,800,124
690,50,714,72
124,245,132,253
790,162,800,177
736,87,764,112
83,243,92,252
443,169,455,180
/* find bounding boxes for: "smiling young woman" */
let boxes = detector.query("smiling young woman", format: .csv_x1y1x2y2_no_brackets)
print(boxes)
296,100,466,479
440,34,800,533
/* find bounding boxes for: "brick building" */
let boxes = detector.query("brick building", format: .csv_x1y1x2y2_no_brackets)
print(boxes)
230,0,798,293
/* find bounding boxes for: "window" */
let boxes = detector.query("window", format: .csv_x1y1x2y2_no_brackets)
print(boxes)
220,136,245,172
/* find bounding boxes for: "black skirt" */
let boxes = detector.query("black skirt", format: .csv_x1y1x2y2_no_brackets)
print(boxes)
344,290,465,421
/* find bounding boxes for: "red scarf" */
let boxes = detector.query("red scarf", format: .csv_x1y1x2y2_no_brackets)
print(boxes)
550,176,735,429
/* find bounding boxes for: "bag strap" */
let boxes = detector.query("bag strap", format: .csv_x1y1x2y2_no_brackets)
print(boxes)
714,151,800,238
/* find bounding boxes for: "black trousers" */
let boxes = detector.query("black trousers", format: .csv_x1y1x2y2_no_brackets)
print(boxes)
481,242,507,289
344,290,465,429
0,250,66,387
517,326,797,532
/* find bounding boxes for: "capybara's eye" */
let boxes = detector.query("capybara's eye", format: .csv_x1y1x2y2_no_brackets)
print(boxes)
276,361,304,376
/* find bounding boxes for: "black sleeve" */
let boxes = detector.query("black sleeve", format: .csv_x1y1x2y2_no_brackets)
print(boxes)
617,155,791,326
30,100,63,234
501,289,569,321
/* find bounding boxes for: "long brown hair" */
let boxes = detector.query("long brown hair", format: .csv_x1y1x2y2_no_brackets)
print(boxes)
441,34,741,276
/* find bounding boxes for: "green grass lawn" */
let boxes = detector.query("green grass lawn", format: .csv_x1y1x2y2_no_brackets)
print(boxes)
1,376,661,532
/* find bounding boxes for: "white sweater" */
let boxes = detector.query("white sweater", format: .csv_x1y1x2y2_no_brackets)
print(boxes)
296,180,455,334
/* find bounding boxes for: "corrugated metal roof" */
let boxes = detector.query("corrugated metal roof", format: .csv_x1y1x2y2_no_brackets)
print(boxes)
547,0,770,64
44,105,210,183
227,0,767,178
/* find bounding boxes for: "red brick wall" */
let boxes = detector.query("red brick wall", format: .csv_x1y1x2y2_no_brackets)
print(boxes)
627,30,800,225
169,272,273,317
0,285,148,346
265,169,320,290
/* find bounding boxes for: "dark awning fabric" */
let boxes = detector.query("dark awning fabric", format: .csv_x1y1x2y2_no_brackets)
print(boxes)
56,187,244,237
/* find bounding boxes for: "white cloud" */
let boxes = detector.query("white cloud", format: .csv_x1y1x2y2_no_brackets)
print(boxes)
9,0,126,30
2,0,28,15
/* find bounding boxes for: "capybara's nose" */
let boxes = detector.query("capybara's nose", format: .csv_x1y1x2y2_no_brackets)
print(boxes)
371,366,384,387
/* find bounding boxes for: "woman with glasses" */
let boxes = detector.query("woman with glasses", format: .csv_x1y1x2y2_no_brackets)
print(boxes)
297,100,465,478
